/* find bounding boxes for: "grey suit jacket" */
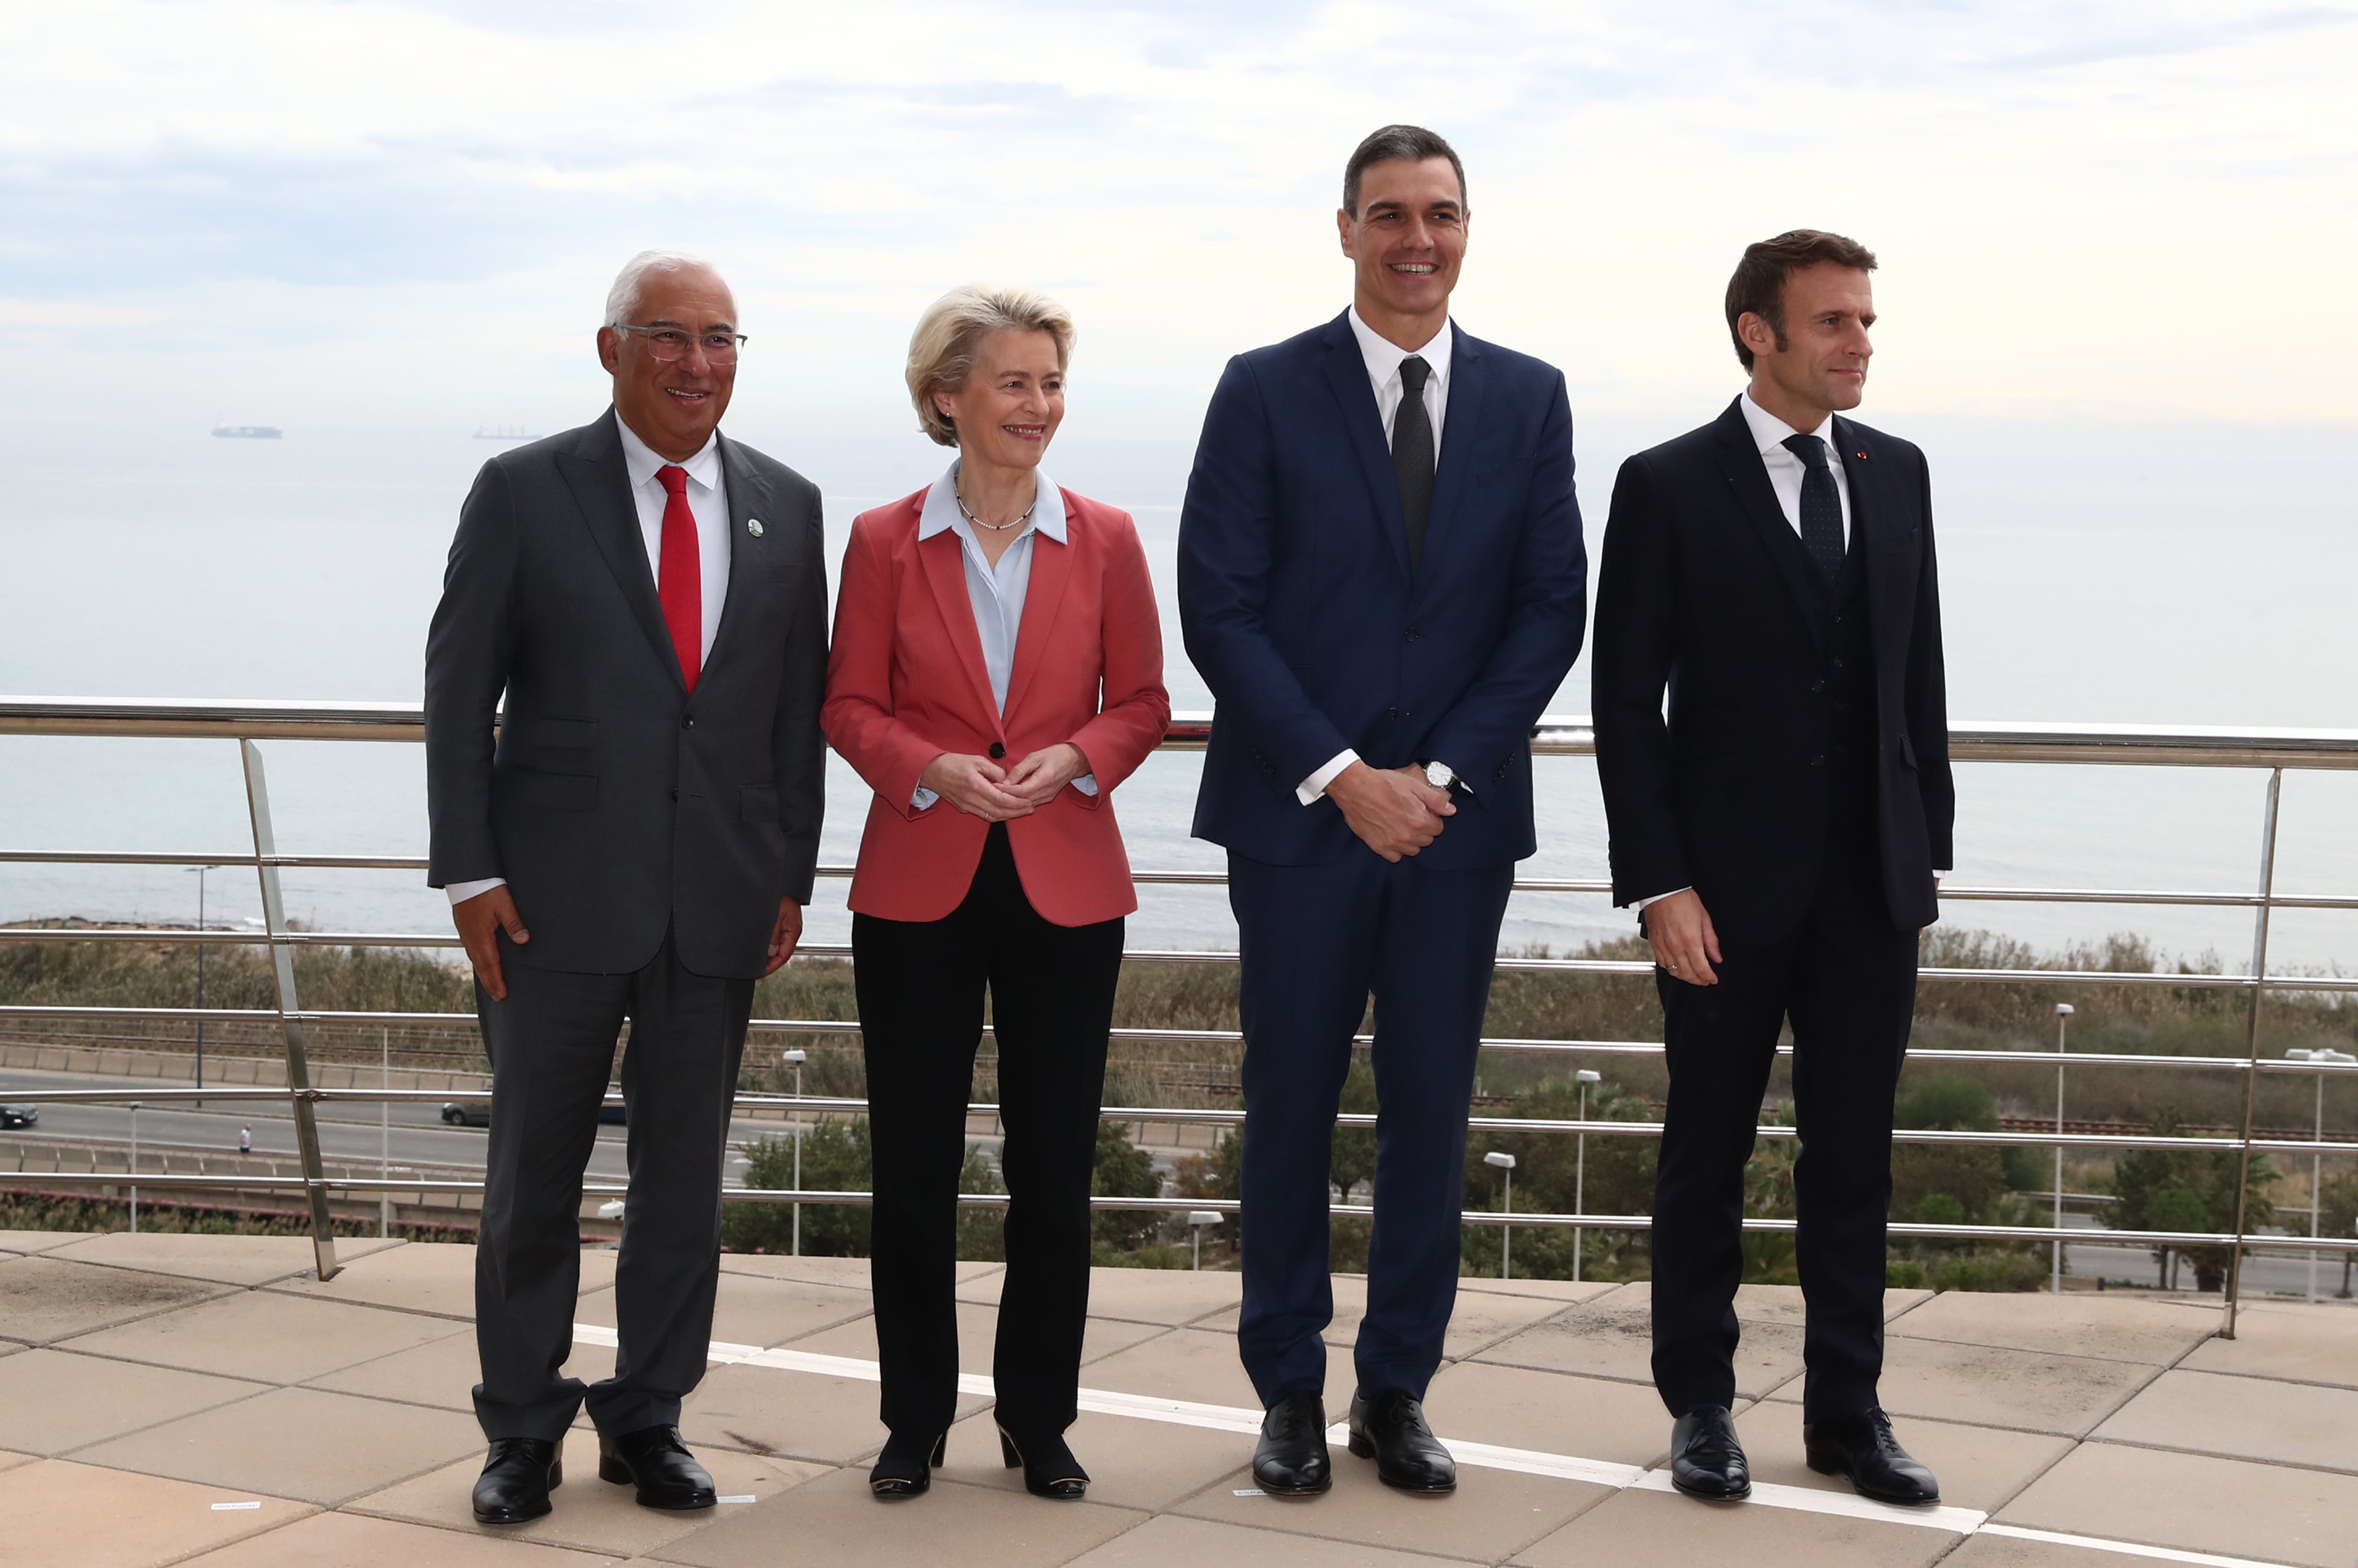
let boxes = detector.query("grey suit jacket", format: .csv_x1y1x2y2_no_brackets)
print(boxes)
424,411,827,978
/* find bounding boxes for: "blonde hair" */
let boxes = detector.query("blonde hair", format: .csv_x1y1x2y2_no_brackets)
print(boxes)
905,284,1076,447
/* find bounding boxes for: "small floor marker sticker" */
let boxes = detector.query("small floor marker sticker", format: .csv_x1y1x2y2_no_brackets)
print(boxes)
210,1501,263,1511
1233,1488,1265,1497
718,1494,757,1504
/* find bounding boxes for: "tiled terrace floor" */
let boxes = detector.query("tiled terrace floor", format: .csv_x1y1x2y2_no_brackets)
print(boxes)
4,1230,2355,1568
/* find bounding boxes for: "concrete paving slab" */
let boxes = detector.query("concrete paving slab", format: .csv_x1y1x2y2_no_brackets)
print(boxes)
1511,1484,1959,1568
62,1287,469,1383
347,1423,822,1558
0,1255,230,1346
1942,1536,2160,1567
934,1406,1251,1514
71,1384,485,1506
0,1229,100,1253
678,1359,985,1466
783,1299,1166,1371
1766,1333,2158,1437
717,1253,1001,1289
307,1322,616,1414
2184,1299,2358,1388
0,1348,267,1455
962,1266,1242,1326
1175,1447,1611,1562
1470,1280,1805,1398
0,1448,31,1474
1068,1513,1482,1567
1732,1403,2073,1513
1996,1440,2358,1567
577,1270,874,1350
0,1457,312,1567
1424,1358,1687,1467
646,1464,1147,1568
2094,1366,2358,1473
178,1507,625,1566
1079,1326,1353,1412
1195,1275,1576,1362
273,1240,617,1319
1883,1289,2219,1365
49,1231,403,1286
1457,1276,1624,1305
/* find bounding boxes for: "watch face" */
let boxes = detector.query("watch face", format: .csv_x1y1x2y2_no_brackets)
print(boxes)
1426,762,1452,789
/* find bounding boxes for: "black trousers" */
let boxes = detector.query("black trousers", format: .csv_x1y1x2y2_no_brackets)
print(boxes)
1229,849,1516,1406
1649,812,1919,1421
473,926,752,1441
854,824,1125,1441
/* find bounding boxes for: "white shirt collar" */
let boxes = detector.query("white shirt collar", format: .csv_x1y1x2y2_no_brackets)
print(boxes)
1739,389,1836,459
1348,307,1453,391
614,410,723,493
917,459,1067,545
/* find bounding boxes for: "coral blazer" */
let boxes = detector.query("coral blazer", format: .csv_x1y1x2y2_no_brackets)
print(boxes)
824,485,1171,927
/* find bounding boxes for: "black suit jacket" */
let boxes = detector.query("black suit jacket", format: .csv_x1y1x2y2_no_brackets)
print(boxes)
1591,397,1952,940
424,411,827,977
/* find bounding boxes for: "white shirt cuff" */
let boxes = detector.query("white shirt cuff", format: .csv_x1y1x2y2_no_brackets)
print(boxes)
446,877,506,906
1074,773,1099,797
1298,749,1359,806
1632,886,1690,912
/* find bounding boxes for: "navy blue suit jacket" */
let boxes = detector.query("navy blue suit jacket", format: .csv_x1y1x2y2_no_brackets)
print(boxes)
1178,311,1587,868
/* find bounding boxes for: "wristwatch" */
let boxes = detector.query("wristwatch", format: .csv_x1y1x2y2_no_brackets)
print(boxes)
1423,760,1464,795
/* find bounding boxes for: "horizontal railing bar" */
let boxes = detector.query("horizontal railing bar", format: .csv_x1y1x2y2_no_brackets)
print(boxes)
4,700,2357,768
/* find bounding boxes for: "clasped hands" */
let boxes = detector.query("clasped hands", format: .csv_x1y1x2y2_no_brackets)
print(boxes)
920,743,1091,823
1326,760,1455,864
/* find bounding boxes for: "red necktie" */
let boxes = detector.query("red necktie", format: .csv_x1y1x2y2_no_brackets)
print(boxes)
656,465,702,692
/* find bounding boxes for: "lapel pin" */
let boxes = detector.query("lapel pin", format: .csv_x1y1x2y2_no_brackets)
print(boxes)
1855,450,1868,460
746,518,765,538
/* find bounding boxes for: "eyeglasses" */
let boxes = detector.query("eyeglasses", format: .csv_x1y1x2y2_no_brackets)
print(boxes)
614,324,747,364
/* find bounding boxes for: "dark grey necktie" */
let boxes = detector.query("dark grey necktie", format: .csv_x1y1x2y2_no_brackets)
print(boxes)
1781,432,1845,582
1394,355,1436,573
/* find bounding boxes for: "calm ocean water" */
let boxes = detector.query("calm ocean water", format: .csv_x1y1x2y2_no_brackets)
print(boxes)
2,412,2353,971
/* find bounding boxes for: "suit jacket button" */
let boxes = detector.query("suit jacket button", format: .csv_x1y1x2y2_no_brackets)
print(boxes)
1404,628,1421,643
670,787,680,800
1811,680,1826,693
1832,657,1846,670
989,742,1006,760
1810,754,1826,768
681,715,694,729
1385,707,1399,721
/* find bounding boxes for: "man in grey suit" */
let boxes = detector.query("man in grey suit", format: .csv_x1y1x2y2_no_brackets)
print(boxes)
426,250,826,1526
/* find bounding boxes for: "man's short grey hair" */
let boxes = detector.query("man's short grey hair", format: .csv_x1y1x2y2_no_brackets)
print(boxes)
604,250,725,328
904,284,1075,448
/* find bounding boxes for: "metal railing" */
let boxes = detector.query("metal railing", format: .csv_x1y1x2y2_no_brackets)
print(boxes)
2,696,2354,1331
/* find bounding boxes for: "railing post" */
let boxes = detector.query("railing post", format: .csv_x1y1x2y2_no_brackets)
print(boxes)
2222,766,2283,1338
241,740,340,1281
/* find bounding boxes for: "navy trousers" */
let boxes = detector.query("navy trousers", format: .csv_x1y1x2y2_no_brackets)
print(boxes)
1230,848,1515,1406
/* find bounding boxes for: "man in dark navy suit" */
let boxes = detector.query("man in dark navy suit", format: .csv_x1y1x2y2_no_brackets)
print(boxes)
1178,125,1586,1496
1592,230,1952,1507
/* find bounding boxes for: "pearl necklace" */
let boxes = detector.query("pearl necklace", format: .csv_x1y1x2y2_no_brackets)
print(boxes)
954,483,1036,533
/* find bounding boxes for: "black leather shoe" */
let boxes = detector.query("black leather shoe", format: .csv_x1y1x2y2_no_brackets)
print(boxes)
870,1429,947,1500
997,1423,1089,1500
1804,1408,1941,1505
1346,1388,1456,1494
1669,1405,1751,1500
472,1437,561,1525
1252,1389,1332,1496
598,1424,716,1510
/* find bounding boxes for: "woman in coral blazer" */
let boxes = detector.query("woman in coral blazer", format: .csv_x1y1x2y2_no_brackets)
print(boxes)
823,285,1169,1506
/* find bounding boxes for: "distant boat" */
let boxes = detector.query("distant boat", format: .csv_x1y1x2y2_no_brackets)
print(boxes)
212,424,281,439
474,426,541,442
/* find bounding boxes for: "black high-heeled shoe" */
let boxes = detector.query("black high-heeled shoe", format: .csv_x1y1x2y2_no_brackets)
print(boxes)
869,1429,947,1500
997,1423,1088,1500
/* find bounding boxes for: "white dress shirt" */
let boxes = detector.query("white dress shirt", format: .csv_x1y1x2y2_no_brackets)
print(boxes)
1737,390,1850,548
446,412,735,907
908,461,1097,811
1297,309,1460,806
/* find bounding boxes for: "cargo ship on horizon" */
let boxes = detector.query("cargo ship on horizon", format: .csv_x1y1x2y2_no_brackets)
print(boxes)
210,424,281,439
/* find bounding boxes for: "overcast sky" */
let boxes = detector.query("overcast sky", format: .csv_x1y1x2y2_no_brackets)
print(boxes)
4,0,2353,437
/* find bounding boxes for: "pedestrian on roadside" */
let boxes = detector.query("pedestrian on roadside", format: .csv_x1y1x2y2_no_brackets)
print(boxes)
238,1124,252,1155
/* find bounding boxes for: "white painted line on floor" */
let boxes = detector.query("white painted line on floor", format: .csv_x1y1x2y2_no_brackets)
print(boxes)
577,1321,2298,1568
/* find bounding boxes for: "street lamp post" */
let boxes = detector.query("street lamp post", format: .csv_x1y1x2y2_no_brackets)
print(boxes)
2285,1047,2355,1302
781,1049,808,1257
1187,1210,1220,1271
2053,1004,2073,1294
1484,1151,1516,1281
1573,1069,1600,1284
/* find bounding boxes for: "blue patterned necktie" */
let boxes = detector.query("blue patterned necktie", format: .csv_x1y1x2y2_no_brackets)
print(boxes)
1781,432,1845,583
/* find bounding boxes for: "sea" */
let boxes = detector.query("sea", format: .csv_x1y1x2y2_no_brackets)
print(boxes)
2,412,2354,974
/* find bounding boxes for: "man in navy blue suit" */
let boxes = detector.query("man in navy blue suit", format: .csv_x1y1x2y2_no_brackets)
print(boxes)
1178,124,1586,1497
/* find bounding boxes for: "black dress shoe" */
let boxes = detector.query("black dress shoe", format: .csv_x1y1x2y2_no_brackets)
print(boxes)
1252,1389,1332,1496
870,1429,947,1500
997,1423,1089,1500
1669,1405,1751,1500
1804,1408,1941,1505
598,1424,716,1510
472,1437,561,1525
1346,1388,1455,1494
